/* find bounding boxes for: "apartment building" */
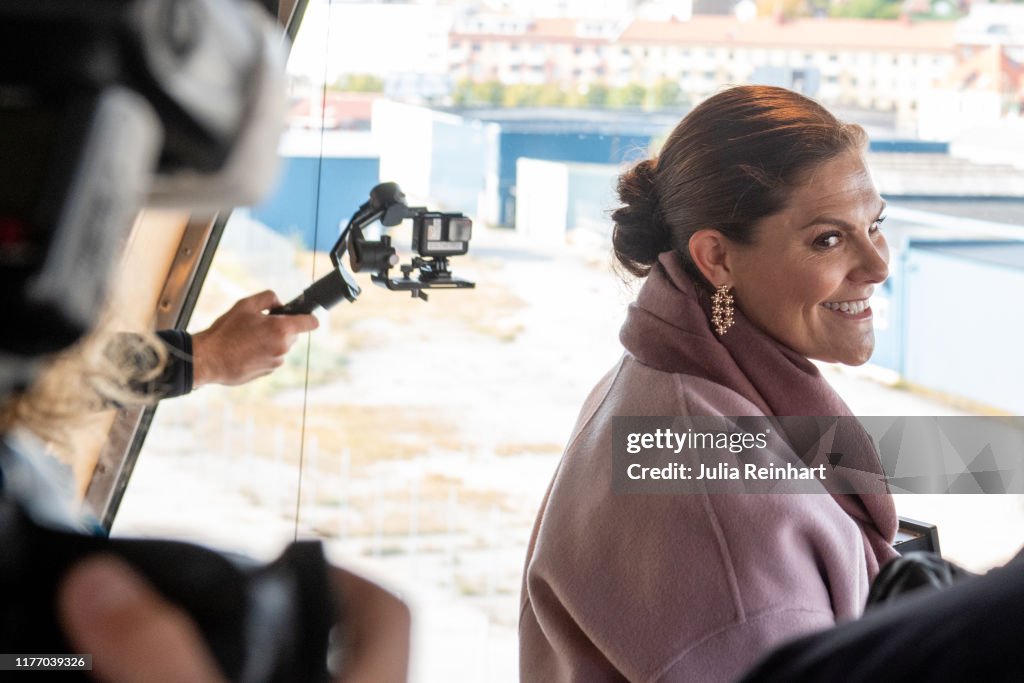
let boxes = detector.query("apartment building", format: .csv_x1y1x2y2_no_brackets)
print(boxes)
449,15,957,113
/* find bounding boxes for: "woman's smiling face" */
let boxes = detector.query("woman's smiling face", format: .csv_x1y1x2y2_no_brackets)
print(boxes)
726,152,889,365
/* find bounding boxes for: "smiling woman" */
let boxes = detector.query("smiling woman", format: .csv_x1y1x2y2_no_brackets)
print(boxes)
701,151,890,366
519,86,899,682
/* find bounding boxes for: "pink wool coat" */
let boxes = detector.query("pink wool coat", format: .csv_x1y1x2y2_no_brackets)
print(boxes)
519,254,898,683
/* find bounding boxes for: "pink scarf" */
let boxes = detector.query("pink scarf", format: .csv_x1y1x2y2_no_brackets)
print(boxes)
620,251,897,549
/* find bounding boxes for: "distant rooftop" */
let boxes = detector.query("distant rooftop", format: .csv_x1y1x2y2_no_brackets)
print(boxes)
451,16,957,52
888,197,1024,228
444,106,686,135
619,16,956,52
913,240,1024,270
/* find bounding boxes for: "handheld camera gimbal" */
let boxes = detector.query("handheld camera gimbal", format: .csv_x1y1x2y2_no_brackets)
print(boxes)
270,182,475,314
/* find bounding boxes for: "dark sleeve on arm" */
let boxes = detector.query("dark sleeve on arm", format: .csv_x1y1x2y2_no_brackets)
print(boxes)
155,329,194,398
738,557,1024,683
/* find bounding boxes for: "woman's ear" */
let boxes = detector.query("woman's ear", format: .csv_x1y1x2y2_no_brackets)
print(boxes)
688,229,733,287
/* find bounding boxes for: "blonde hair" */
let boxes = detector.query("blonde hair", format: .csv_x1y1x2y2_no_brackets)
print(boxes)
0,319,168,458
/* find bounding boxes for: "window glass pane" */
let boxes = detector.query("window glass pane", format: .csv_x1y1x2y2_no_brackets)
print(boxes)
114,2,1024,680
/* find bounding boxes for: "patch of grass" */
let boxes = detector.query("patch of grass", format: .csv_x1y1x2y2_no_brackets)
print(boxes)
180,398,468,468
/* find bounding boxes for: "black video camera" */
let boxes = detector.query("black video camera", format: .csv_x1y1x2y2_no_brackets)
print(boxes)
0,2,345,681
0,0,285,392
272,182,475,313
412,212,472,258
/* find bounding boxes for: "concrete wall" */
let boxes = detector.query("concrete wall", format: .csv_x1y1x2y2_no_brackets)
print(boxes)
515,159,620,244
903,240,1024,413
373,100,497,220
498,130,648,226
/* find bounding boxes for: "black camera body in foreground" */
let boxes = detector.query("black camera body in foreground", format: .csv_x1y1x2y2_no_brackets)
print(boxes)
0,498,336,683
0,2,338,679
0,0,284,392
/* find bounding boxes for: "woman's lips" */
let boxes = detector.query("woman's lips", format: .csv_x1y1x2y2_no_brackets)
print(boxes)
821,299,872,320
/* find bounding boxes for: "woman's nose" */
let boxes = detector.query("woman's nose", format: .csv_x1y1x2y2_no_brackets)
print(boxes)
855,234,890,284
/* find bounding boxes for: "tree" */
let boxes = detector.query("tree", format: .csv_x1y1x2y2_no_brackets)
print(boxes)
451,78,474,106
502,84,539,107
584,84,610,107
334,74,384,93
652,79,685,109
472,81,505,106
830,0,902,19
535,83,568,107
608,83,647,108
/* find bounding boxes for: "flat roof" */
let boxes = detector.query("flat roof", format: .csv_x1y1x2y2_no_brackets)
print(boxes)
445,106,685,135
911,240,1024,270
451,16,956,52
888,197,1024,228
620,16,957,52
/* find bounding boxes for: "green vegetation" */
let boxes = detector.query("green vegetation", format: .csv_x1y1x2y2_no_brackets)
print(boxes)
607,83,647,108
829,0,902,19
762,0,962,20
583,83,610,107
651,79,685,108
825,0,965,19
500,83,568,107
331,74,385,93
452,79,505,106
452,78,690,110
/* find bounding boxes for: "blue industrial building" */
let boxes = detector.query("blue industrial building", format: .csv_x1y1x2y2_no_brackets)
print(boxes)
248,108,1024,413
485,118,661,226
867,203,1024,394
373,103,683,226
254,104,958,241
901,240,1024,414
249,130,380,252
251,155,380,253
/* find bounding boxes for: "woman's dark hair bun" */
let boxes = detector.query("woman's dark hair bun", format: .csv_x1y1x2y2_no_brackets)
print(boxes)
609,86,867,282
612,158,671,278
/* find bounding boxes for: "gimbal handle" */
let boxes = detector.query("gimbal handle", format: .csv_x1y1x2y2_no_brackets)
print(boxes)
269,268,361,315
269,182,409,315
270,182,474,314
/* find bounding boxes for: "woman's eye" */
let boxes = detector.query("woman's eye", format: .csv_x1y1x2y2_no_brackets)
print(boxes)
815,233,840,248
